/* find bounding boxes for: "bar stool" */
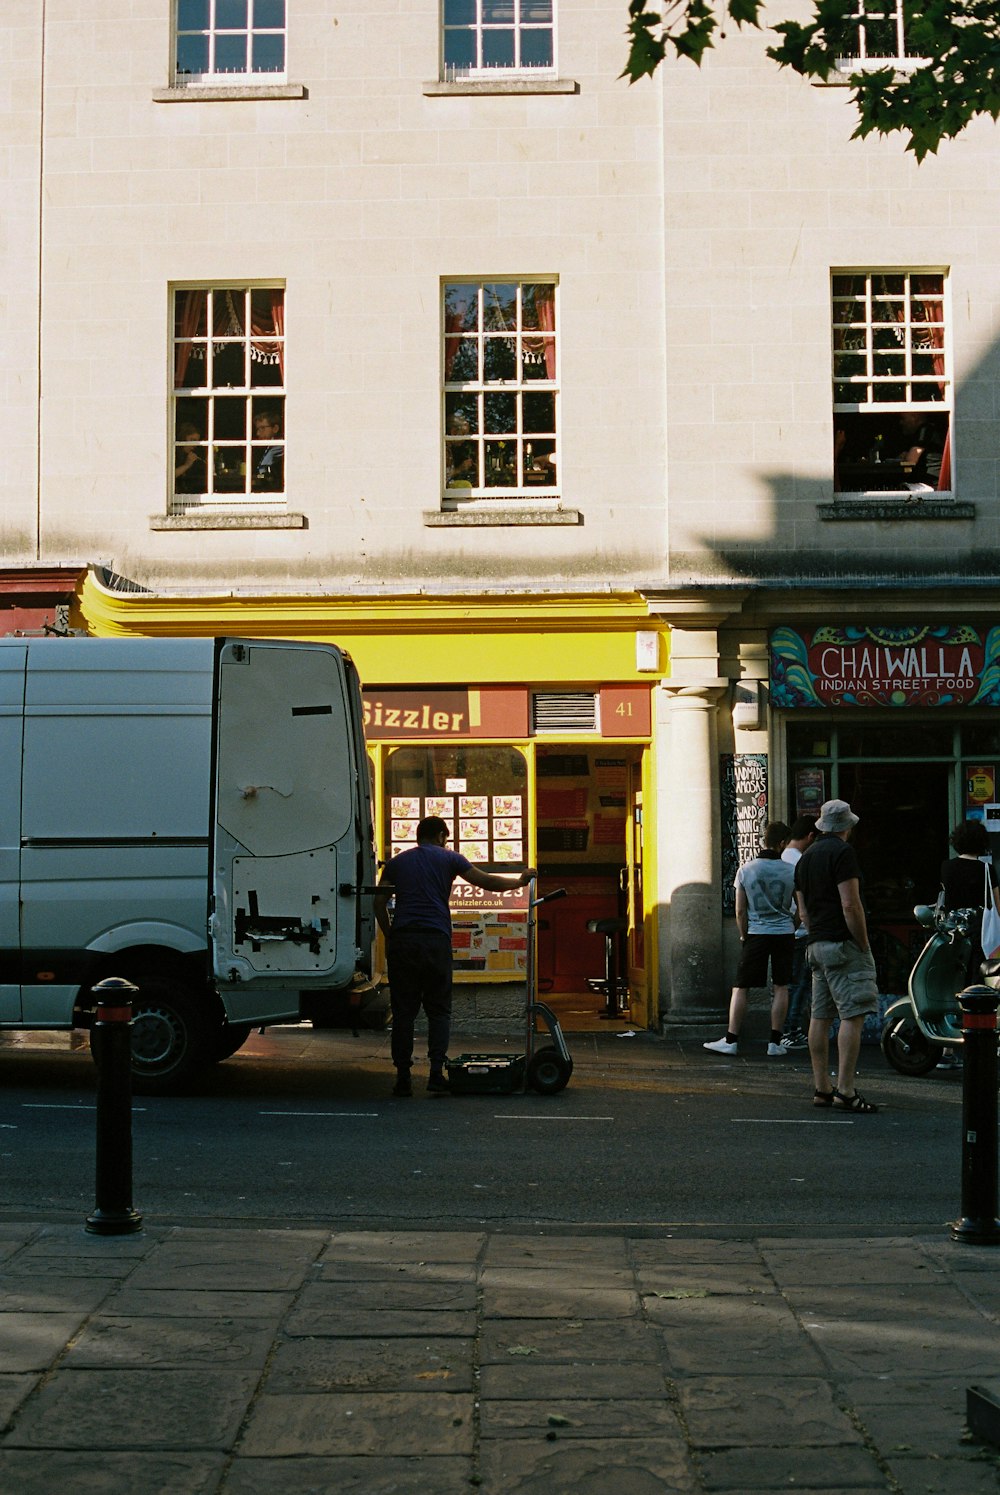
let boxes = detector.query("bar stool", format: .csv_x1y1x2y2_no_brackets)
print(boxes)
586,916,629,1018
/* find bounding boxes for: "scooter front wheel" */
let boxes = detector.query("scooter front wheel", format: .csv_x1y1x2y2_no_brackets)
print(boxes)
881,1009,945,1077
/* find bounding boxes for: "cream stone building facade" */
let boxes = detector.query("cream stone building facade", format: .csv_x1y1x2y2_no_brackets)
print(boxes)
3,1,1000,1035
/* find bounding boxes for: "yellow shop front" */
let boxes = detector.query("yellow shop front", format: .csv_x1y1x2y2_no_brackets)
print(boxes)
80,571,667,1032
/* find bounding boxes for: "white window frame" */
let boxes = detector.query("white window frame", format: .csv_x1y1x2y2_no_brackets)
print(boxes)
834,2,921,71
441,1,556,82
831,269,952,498
442,278,559,506
171,283,286,513
174,0,287,87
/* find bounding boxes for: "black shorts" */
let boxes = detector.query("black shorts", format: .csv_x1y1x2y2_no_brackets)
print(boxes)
735,933,795,988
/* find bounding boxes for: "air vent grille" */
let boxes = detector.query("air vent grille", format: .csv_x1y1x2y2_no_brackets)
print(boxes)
531,692,598,732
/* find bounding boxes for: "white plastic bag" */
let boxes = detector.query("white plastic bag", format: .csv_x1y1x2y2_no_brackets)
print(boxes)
980,862,1000,960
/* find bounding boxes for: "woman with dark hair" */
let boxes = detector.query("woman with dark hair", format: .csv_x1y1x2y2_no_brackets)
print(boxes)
940,817,999,981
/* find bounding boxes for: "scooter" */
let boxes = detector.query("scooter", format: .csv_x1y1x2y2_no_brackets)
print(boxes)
880,903,997,1076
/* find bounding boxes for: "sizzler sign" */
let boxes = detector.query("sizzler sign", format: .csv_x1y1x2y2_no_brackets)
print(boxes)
769,625,1000,709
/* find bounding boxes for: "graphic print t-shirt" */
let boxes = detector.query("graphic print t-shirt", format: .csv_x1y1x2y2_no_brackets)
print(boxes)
736,851,796,935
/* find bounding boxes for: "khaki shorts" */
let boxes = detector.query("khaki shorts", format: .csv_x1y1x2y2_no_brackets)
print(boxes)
808,940,879,1022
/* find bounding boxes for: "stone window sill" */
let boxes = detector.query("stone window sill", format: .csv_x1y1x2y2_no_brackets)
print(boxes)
152,83,307,103
423,77,578,97
424,505,581,527
814,60,923,89
818,499,974,521
150,511,307,530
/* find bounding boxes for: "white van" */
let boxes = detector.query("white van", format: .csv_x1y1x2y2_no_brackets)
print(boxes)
0,635,377,1090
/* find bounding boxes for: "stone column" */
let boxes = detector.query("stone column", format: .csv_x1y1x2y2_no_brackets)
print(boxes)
656,679,728,1035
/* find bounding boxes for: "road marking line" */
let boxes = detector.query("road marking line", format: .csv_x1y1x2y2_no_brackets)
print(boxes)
23,1103,147,1111
492,1115,613,1121
260,1110,379,1117
732,1118,853,1124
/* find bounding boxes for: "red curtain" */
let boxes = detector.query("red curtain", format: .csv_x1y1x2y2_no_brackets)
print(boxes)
173,290,207,386
251,290,284,376
524,284,556,378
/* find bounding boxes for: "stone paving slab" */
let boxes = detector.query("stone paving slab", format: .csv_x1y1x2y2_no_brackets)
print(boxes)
4,1368,258,1450
63,1314,277,1369
479,1359,666,1400
323,1231,484,1262
238,1390,475,1457
483,1283,640,1318
649,1296,830,1376
883,1452,1000,1494
479,1317,661,1363
284,1303,477,1337
678,1376,864,1448
224,1454,475,1493
842,1374,980,1461
697,1445,889,1490
0,1312,89,1372
315,1258,478,1283
0,1375,36,1426
477,1436,699,1492
0,1277,118,1313
484,1235,630,1266
103,1287,296,1319
635,1261,777,1294
263,1335,474,1394
480,1396,683,1440
0,1450,226,1495
758,1242,942,1286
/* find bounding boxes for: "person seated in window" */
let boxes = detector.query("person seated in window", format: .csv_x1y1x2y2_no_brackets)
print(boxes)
446,439,477,488
174,421,207,494
252,408,284,492
894,410,943,488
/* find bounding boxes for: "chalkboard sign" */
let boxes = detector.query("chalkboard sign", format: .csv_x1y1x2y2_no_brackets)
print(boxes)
720,753,768,913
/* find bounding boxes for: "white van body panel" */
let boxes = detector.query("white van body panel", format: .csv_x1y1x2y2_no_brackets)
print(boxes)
0,635,373,1039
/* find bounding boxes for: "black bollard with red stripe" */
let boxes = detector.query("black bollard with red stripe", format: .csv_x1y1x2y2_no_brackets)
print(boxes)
950,984,1000,1246
85,978,143,1236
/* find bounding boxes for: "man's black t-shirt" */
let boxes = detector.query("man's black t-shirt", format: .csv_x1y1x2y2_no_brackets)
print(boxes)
795,834,863,944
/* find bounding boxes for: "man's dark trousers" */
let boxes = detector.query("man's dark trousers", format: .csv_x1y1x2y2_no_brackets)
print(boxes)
387,928,453,1072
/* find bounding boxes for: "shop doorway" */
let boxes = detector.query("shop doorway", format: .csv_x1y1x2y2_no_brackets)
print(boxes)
534,745,644,1030
838,760,951,995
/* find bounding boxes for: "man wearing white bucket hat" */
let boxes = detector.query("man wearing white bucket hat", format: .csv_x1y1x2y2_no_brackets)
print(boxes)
794,799,880,1114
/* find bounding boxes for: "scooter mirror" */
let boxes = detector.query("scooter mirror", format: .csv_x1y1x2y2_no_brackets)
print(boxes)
912,904,937,928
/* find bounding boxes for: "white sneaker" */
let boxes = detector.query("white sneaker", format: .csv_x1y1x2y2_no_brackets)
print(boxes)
703,1037,738,1055
766,1042,788,1057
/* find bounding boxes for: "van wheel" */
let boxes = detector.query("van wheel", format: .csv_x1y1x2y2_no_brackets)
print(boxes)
208,1022,254,1063
116,980,212,1094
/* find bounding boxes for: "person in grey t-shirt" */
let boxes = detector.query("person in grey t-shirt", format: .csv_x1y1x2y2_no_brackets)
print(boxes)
704,821,796,1058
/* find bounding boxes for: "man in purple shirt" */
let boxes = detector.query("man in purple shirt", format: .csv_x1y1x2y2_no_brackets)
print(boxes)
374,816,535,1096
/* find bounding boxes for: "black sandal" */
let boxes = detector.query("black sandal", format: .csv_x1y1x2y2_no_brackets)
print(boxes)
832,1089,879,1113
813,1089,835,1107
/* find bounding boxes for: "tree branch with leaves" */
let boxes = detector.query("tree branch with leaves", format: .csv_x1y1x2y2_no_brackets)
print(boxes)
622,1,1000,161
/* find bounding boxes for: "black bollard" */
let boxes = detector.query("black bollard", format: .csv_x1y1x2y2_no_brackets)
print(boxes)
85,978,143,1236
950,984,1000,1246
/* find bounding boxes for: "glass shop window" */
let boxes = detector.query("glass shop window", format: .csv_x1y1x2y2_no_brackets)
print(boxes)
384,745,528,865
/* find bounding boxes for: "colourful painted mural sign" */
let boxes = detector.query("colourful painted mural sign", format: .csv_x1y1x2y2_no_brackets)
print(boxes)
770,625,1000,709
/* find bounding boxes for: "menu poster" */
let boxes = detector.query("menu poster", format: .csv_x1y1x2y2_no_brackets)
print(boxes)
460,841,489,860
391,819,418,842
494,840,524,862
460,819,489,840
391,796,420,818
493,817,522,840
460,795,488,816
425,796,454,817
492,795,522,815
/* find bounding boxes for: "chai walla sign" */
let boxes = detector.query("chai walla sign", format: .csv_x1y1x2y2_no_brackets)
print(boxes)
770,625,1000,709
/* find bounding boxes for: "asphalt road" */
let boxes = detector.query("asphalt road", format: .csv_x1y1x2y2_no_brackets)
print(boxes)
0,1025,971,1234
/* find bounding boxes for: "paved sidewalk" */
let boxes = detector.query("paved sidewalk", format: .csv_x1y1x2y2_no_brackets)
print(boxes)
2,1221,1000,1493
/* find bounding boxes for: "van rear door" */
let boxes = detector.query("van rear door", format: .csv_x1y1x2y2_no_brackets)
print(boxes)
210,639,362,989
